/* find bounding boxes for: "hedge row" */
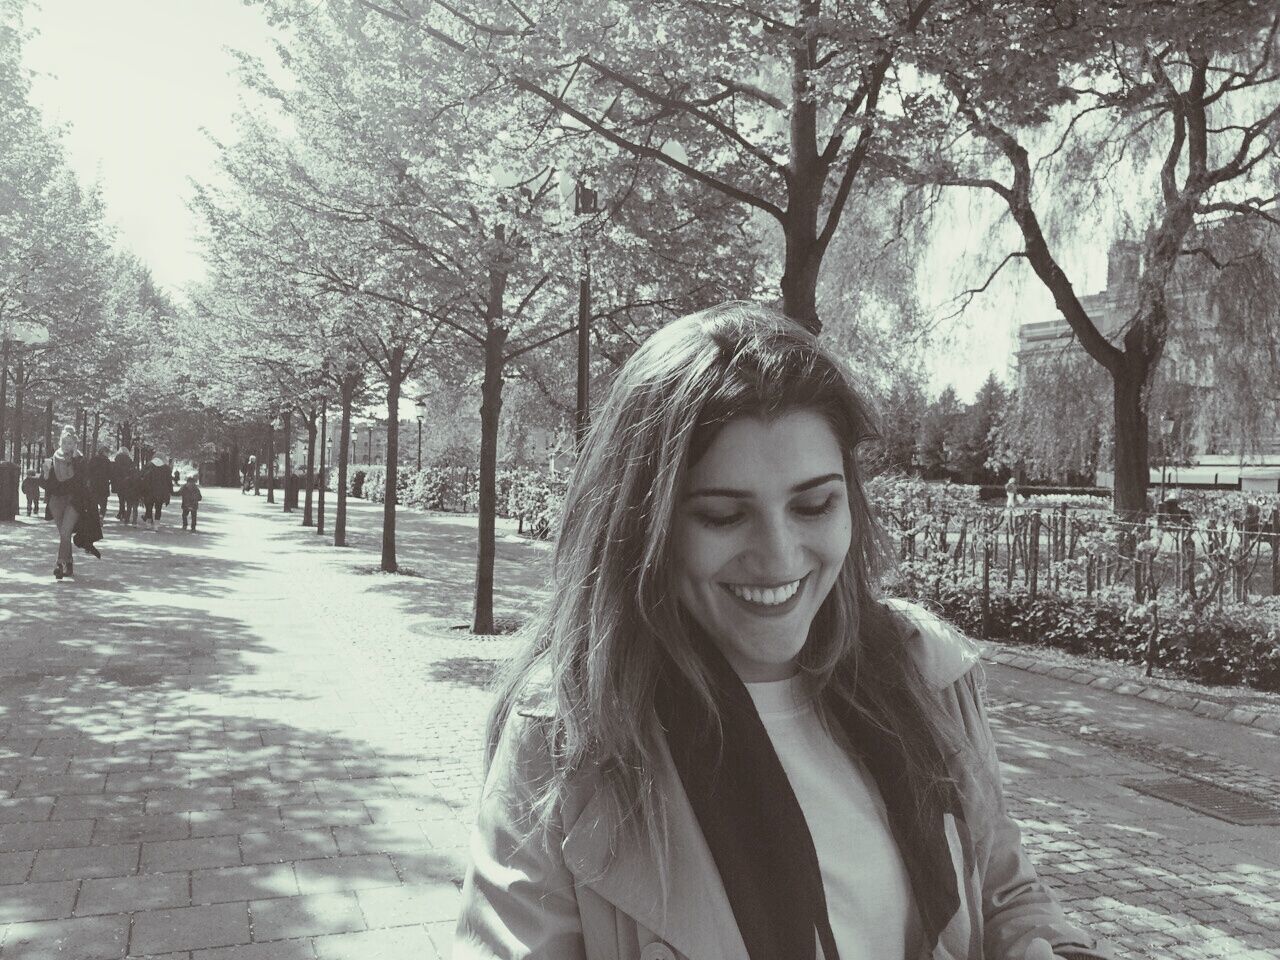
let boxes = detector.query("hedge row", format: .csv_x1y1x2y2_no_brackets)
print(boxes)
349,464,565,539
906,581,1280,692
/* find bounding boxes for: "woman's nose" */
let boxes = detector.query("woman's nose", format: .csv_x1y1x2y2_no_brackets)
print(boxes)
746,510,803,573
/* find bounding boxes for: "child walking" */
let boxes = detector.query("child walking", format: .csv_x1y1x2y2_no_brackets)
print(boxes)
22,470,40,516
180,475,202,531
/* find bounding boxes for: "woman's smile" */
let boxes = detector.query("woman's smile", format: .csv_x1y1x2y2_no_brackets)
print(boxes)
722,572,809,610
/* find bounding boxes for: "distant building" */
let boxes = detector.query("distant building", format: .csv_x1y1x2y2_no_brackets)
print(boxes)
1016,239,1280,488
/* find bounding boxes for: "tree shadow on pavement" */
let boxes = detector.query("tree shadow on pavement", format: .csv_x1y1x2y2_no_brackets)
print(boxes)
251,496,552,628
0,500,469,957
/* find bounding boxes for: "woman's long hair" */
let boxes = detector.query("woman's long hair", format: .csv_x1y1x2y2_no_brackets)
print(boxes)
486,302,966,876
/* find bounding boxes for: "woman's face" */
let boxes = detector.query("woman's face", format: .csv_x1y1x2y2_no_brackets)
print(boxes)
672,409,853,682
59,433,76,456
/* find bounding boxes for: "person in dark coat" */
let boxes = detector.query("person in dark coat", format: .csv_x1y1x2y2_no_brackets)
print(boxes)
87,447,113,519
112,447,140,524
22,471,40,516
40,426,88,578
180,475,203,531
141,454,172,530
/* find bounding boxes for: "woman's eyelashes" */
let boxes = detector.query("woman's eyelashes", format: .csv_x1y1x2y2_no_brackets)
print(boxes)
693,493,840,528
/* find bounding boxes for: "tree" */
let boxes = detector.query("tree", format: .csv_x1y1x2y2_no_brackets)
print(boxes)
233,2,764,631
918,385,961,480
298,0,962,334
954,372,1008,484
903,1,1280,516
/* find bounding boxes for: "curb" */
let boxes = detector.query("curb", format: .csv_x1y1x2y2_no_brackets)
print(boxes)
981,649,1280,734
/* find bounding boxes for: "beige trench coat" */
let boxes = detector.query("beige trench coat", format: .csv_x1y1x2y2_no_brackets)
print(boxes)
455,602,1115,960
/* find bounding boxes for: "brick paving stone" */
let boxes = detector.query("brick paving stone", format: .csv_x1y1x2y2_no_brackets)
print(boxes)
248,891,365,941
332,821,431,856
0,818,94,852
192,863,299,905
131,902,252,955
76,871,192,916
50,794,146,820
355,881,461,926
146,788,235,815
0,878,78,923
277,802,372,829
14,774,107,796
92,813,191,845
311,924,438,960
292,853,400,895
239,828,338,865
0,797,55,824
142,835,242,873
0,849,35,884
191,939,316,960
188,808,283,839
30,842,139,882
0,914,130,959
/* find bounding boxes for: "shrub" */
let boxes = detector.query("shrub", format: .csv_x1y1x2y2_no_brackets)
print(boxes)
365,466,386,503
906,583,1280,692
350,469,367,499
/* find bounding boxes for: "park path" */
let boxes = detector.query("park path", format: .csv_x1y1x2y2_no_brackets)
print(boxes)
1,488,1279,959
0,488,542,959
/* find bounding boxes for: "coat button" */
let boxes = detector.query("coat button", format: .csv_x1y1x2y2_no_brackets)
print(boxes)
640,943,676,960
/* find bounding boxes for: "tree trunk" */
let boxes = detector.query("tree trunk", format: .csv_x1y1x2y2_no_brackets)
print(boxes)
45,399,53,459
92,411,101,452
473,309,509,634
266,420,276,504
780,44,825,337
317,400,327,536
575,264,591,449
12,359,23,469
335,371,355,547
1112,361,1150,520
282,410,293,512
0,339,8,461
303,405,316,527
381,347,405,573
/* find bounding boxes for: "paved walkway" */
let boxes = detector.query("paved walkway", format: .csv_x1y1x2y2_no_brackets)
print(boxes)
1,489,1278,959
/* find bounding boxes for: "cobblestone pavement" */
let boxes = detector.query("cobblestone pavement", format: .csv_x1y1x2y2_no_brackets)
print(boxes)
1,490,1279,959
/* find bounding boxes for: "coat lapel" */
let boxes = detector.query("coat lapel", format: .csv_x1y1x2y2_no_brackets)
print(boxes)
561,732,748,960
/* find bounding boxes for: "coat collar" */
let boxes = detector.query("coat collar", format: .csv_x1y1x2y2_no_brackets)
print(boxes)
553,721,976,960
558,728,748,960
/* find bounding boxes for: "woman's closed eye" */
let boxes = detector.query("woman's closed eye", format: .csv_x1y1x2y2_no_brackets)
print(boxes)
694,493,841,528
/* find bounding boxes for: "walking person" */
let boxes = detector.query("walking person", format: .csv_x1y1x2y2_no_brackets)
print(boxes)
141,453,171,530
111,447,140,524
454,303,1113,960
22,470,40,516
87,446,113,519
180,475,202,531
40,425,87,579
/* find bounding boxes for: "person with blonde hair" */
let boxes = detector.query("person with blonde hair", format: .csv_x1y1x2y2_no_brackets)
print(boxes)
40,425,87,579
454,303,1113,960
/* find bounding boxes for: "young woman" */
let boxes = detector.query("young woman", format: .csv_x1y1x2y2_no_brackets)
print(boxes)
455,303,1113,960
41,425,86,579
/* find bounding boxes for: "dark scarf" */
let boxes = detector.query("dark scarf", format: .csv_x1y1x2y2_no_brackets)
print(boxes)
654,607,962,960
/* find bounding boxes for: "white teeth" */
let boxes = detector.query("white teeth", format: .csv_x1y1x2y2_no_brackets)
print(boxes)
726,578,802,606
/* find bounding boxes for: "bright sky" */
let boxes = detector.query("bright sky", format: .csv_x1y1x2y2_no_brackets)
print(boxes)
20,1,1105,402
22,0,276,296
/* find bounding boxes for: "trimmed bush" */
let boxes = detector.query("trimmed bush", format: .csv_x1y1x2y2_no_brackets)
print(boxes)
909,583,1280,692
350,469,367,499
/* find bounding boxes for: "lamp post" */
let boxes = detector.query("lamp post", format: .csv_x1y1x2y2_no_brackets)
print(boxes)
416,399,425,472
1159,413,1175,505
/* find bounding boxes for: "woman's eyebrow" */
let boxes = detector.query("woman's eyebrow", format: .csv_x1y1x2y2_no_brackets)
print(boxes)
687,473,844,499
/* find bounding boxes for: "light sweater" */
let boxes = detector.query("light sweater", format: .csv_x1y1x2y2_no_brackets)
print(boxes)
745,675,921,960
